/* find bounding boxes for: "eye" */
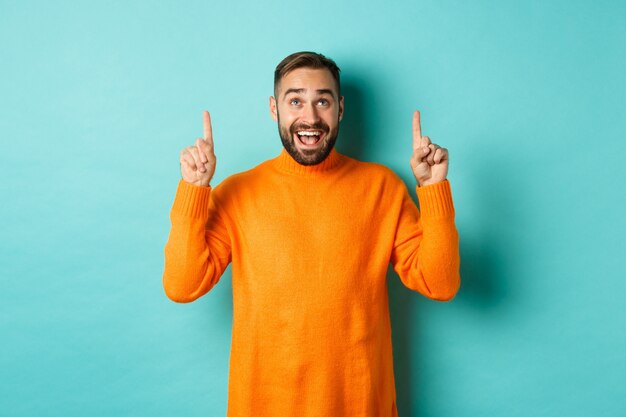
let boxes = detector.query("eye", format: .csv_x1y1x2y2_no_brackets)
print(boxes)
289,98,301,106
317,99,329,106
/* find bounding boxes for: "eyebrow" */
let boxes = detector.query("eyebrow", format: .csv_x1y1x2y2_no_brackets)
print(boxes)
282,88,336,99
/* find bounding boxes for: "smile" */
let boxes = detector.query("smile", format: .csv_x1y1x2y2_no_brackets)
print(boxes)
295,130,324,147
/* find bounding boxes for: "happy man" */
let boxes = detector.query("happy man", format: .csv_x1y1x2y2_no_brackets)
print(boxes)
163,51,460,417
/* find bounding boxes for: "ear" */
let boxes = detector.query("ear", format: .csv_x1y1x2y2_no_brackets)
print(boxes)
269,96,278,122
338,96,344,121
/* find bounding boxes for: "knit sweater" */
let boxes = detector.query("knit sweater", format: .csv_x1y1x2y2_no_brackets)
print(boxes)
163,148,460,417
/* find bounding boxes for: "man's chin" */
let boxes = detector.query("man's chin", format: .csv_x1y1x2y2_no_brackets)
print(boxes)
284,143,333,166
297,152,325,166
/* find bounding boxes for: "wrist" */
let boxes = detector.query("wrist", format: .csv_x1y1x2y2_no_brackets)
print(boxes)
183,178,211,188
418,178,445,187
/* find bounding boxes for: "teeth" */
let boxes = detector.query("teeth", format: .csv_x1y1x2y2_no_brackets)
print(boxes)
297,131,320,136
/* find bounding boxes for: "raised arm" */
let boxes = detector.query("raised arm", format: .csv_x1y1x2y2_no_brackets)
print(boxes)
163,111,231,303
391,110,460,300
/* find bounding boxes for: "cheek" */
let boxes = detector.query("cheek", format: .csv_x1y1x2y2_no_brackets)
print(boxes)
325,113,340,127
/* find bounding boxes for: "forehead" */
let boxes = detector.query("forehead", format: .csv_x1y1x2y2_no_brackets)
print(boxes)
278,68,338,96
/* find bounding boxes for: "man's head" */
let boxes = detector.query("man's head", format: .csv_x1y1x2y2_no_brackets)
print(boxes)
270,52,344,166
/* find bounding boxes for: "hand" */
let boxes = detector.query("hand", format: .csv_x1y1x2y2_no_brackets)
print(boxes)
410,110,449,186
179,111,216,187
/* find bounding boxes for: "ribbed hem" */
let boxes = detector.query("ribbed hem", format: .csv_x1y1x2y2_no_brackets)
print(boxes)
272,148,344,176
416,180,455,218
171,180,212,218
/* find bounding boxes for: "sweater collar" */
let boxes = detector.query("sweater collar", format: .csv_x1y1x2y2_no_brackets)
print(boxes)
273,147,344,175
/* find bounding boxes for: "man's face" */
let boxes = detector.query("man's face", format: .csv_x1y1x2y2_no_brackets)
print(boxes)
270,68,344,165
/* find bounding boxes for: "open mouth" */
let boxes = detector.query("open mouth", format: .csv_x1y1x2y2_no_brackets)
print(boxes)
294,130,325,147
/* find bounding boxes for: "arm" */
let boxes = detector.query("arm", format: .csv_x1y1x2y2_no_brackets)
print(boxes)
163,180,232,303
390,180,460,301
390,110,460,300
162,111,231,303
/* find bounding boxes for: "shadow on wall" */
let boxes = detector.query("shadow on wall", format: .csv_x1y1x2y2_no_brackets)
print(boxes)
334,77,376,161
456,143,523,312
458,225,510,310
388,142,521,415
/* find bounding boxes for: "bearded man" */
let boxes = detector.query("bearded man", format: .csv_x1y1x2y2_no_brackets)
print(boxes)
163,51,460,417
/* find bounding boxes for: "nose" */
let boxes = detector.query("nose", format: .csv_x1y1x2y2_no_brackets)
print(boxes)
302,102,320,124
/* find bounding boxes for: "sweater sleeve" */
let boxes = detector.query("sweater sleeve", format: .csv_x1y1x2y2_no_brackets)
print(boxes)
162,180,232,303
389,179,460,301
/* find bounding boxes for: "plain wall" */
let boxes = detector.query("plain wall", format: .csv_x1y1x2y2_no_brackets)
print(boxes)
1,0,625,416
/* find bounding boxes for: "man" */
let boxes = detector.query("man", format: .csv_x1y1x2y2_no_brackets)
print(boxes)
163,51,460,417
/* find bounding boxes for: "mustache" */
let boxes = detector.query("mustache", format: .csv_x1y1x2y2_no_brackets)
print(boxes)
290,122,330,132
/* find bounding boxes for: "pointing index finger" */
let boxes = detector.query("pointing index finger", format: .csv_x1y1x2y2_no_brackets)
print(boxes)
203,110,213,143
412,110,422,151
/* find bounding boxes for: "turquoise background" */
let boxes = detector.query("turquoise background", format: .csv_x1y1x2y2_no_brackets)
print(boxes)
1,0,625,416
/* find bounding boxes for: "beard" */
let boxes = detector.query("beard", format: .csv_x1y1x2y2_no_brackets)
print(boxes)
277,112,340,166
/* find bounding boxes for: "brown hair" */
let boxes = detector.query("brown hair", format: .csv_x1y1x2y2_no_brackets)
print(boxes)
274,51,341,96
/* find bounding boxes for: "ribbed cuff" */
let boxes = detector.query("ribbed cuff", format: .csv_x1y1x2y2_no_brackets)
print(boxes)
171,180,212,218
416,179,455,218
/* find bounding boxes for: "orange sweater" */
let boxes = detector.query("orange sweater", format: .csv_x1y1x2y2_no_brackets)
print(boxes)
163,148,460,417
